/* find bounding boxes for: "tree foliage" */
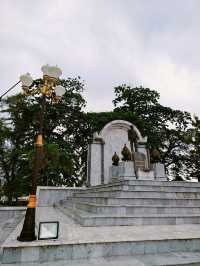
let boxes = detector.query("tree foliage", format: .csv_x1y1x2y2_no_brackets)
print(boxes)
113,85,193,179
0,80,199,203
186,116,200,181
0,77,87,202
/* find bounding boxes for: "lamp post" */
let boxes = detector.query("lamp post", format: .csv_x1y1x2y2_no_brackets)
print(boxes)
17,65,65,242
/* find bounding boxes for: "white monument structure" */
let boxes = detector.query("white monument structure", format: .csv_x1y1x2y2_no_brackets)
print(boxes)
87,120,166,186
3,121,200,265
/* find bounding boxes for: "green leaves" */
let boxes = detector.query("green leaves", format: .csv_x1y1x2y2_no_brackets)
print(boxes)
112,84,193,180
0,77,87,201
0,78,199,203
113,85,160,116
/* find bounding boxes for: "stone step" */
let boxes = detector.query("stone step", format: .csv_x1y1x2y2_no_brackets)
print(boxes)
84,184,200,193
120,180,200,187
63,196,200,206
3,232,200,264
90,180,200,188
73,190,200,199
2,252,200,266
69,201,200,215
61,206,200,226
3,206,200,264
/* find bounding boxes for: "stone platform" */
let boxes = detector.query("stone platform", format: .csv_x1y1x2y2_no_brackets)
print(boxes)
2,206,200,265
2,180,200,265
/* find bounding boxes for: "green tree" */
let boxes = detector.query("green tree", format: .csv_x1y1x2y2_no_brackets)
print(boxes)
113,85,193,179
0,76,87,202
186,115,200,181
85,111,144,135
0,79,198,203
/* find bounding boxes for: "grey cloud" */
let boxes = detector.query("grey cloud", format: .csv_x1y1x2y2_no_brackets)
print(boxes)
0,0,200,115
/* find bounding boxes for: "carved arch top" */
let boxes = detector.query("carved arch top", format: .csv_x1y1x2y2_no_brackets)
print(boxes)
98,120,147,143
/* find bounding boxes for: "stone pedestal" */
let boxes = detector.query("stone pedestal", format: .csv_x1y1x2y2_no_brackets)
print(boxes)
137,169,154,180
154,163,167,181
109,161,137,182
109,161,167,182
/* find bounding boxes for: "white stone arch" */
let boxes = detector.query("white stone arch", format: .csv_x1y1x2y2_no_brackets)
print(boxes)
99,120,146,143
88,119,166,186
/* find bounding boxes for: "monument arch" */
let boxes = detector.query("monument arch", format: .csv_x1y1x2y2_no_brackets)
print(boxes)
87,119,166,186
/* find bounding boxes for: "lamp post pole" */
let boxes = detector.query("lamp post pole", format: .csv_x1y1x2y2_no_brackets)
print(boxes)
17,65,66,242
17,96,46,241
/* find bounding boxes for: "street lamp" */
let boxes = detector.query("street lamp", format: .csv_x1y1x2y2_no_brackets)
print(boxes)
17,65,65,242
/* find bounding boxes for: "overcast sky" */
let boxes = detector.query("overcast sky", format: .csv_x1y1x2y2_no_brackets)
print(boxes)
1,0,200,115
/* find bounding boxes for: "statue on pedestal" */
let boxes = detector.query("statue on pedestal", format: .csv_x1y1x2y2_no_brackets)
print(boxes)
121,144,132,161
128,125,138,153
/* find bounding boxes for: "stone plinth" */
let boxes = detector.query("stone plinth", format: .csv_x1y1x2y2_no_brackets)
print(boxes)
154,163,167,180
137,169,154,180
109,161,166,181
134,151,146,170
109,161,136,181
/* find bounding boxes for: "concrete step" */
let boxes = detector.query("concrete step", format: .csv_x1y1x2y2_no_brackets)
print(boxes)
90,180,200,188
118,180,200,187
3,206,200,264
61,206,200,226
85,184,200,193
3,233,200,264
69,201,200,215
2,252,200,265
73,190,200,199
63,196,200,206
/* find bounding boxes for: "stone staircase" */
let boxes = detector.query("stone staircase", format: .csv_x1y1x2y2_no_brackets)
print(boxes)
3,185,200,265
59,180,200,226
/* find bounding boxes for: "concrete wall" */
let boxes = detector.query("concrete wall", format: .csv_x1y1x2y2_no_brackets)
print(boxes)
90,143,102,186
36,186,84,207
